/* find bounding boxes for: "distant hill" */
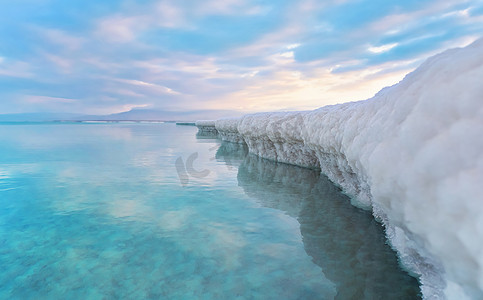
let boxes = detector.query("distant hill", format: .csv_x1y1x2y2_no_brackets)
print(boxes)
0,109,244,122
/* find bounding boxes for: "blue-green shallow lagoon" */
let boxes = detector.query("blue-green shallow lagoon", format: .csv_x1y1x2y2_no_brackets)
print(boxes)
0,122,420,299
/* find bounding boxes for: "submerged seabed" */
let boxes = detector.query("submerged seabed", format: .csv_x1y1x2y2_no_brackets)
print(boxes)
0,123,419,299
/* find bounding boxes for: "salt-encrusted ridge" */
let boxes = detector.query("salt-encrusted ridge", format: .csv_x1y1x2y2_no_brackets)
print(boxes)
211,38,483,299
195,120,218,134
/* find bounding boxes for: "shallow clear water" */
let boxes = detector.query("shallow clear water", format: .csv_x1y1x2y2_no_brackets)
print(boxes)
0,122,420,299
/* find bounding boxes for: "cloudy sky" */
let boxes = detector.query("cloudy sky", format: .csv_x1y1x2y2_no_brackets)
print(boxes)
0,0,482,116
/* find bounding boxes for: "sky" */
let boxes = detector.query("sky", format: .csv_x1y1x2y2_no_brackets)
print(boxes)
0,0,482,117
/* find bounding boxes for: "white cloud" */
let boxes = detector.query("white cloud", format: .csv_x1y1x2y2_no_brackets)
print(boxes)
153,1,186,27
367,0,475,34
112,78,181,95
37,28,85,51
227,24,303,59
196,0,246,15
442,8,471,18
279,51,294,58
43,53,73,73
96,16,142,43
329,59,367,72
286,43,301,49
119,103,149,112
3,0,482,116
200,58,415,112
368,43,399,53
94,0,268,43
241,70,259,77
103,88,145,98
192,0,272,16
0,60,33,78
24,96,77,104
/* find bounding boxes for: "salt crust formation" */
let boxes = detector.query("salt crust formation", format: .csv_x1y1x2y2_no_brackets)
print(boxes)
195,120,218,134
199,38,483,299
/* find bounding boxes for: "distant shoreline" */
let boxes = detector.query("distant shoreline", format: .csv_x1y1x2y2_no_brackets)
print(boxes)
0,120,191,124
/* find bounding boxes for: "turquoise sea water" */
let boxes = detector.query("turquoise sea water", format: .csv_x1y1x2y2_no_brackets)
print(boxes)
0,122,420,299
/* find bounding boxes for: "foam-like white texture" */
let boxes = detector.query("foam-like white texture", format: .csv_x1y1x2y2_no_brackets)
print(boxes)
195,120,216,127
195,120,218,134
214,39,483,299
214,118,244,143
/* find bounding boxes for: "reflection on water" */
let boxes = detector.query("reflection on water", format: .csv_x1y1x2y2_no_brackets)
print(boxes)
0,124,419,299
1,124,338,299
217,142,421,299
215,141,249,170
196,130,219,140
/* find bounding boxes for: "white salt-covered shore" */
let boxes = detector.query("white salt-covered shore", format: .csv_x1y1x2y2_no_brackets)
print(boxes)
197,38,483,299
195,120,218,134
